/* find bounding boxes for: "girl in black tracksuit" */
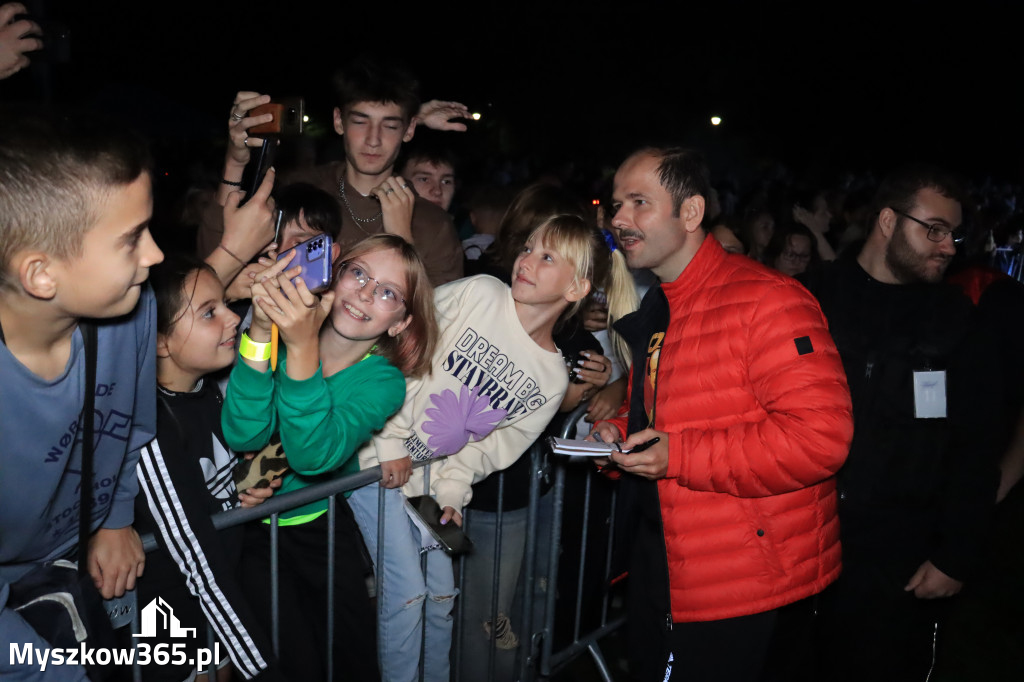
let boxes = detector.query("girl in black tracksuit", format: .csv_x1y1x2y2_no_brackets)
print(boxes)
133,255,285,682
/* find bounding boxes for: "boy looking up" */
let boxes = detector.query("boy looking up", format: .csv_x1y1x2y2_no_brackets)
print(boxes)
0,111,164,678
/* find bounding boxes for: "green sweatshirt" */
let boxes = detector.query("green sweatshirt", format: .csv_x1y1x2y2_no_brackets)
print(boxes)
222,350,405,520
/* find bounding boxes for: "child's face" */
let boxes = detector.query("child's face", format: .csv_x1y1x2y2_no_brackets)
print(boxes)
405,159,456,212
51,173,164,318
511,235,581,310
328,248,411,342
335,101,414,179
158,269,241,383
278,211,323,254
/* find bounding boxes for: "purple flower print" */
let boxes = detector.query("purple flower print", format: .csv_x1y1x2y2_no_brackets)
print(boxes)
420,385,508,456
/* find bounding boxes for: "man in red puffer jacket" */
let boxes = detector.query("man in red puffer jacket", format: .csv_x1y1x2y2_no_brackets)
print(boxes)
590,147,853,682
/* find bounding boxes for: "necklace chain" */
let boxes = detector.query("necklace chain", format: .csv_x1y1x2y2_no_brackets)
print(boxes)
338,176,382,236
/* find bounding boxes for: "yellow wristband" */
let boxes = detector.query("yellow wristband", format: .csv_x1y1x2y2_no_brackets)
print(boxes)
239,331,271,361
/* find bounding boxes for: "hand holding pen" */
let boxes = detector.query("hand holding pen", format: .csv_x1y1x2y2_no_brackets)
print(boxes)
607,428,670,480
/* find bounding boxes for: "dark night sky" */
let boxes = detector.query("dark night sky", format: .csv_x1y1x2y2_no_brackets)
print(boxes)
9,0,1024,183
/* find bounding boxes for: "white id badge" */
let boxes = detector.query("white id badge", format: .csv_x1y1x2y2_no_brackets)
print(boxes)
913,370,947,418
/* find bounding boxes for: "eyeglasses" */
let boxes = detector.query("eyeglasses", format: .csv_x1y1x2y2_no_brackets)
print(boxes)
338,262,406,312
780,249,811,263
893,210,964,244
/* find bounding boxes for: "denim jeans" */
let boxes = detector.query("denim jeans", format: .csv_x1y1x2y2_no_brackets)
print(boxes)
349,483,457,682
458,506,528,682
458,492,555,682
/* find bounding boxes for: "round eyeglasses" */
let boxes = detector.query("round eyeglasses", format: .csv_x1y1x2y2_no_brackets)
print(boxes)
338,262,407,312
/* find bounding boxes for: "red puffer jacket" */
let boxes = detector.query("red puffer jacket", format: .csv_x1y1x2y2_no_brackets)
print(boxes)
607,237,853,623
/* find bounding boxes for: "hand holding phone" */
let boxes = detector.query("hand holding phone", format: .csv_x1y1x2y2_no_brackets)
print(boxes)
227,92,272,166
249,98,305,136
276,234,333,294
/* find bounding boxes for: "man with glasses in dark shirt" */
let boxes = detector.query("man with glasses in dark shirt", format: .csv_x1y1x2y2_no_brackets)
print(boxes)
802,165,1000,682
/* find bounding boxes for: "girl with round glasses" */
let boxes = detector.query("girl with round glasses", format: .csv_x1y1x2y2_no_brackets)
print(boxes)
222,234,437,681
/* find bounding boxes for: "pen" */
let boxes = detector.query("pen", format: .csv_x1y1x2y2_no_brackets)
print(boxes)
273,208,284,244
628,436,661,454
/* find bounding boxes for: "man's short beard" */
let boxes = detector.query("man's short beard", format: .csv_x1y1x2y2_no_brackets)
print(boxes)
885,221,950,284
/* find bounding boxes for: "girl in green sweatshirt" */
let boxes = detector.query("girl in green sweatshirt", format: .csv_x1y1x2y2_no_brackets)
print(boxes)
222,234,437,681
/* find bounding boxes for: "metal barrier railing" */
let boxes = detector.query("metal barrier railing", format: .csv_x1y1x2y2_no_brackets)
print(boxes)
132,402,627,681
524,403,626,682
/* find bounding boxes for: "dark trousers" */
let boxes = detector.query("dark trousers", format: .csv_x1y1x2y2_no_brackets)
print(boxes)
623,505,815,682
240,505,379,681
815,561,942,682
661,598,816,682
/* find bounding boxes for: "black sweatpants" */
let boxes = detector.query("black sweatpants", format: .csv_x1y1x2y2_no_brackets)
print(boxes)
240,504,379,681
663,597,816,682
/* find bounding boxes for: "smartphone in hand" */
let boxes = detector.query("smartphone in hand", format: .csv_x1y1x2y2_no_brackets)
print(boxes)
277,234,333,294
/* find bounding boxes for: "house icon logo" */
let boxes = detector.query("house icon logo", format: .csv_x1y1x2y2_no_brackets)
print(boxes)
132,597,197,639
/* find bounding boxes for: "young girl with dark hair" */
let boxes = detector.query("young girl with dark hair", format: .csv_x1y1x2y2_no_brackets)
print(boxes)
135,254,284,681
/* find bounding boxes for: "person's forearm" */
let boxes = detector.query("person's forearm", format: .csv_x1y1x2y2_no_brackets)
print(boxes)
813,230,837,261
217,154,248,205
559,381,589,412
283,340,320,382
206,245,246,287
239,323,272,373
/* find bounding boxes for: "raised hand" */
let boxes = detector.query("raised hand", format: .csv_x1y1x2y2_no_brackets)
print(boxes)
371,175,416,242
227,91,273,166
0,4,42,80
415,100,471,132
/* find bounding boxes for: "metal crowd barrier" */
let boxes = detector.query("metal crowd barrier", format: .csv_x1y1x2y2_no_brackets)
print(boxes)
132,402,627,681
992,245,1024,281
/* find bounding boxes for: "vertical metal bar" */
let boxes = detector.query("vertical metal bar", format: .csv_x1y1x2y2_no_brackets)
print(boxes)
206,622,217,679
377,481,386,617
519,443,543,682
131,606,141,681
376,481,387,678
601,486,618,625
327,495,337,682
488,472,505,681
454,510,470,682
573,470,594,643
418,464,431,682
540,462,567,676
270,512,280,657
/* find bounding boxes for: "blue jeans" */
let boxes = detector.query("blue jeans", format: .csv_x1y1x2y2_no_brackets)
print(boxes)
458,506,528,682
458,492,555,682
348,483,457,682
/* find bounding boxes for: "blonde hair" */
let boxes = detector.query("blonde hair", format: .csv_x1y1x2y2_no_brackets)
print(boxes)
527,216,638,367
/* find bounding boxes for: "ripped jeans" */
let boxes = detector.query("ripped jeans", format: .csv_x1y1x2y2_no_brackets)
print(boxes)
348,483,457,682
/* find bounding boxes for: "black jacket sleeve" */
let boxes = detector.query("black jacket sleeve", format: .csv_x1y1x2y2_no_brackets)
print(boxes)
138,439,287,681
932,305,1002,580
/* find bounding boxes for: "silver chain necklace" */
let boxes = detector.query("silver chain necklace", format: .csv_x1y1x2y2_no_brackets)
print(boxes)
338,176,382,232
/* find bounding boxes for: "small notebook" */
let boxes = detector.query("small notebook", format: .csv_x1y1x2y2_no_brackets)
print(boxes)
547,437,626,457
